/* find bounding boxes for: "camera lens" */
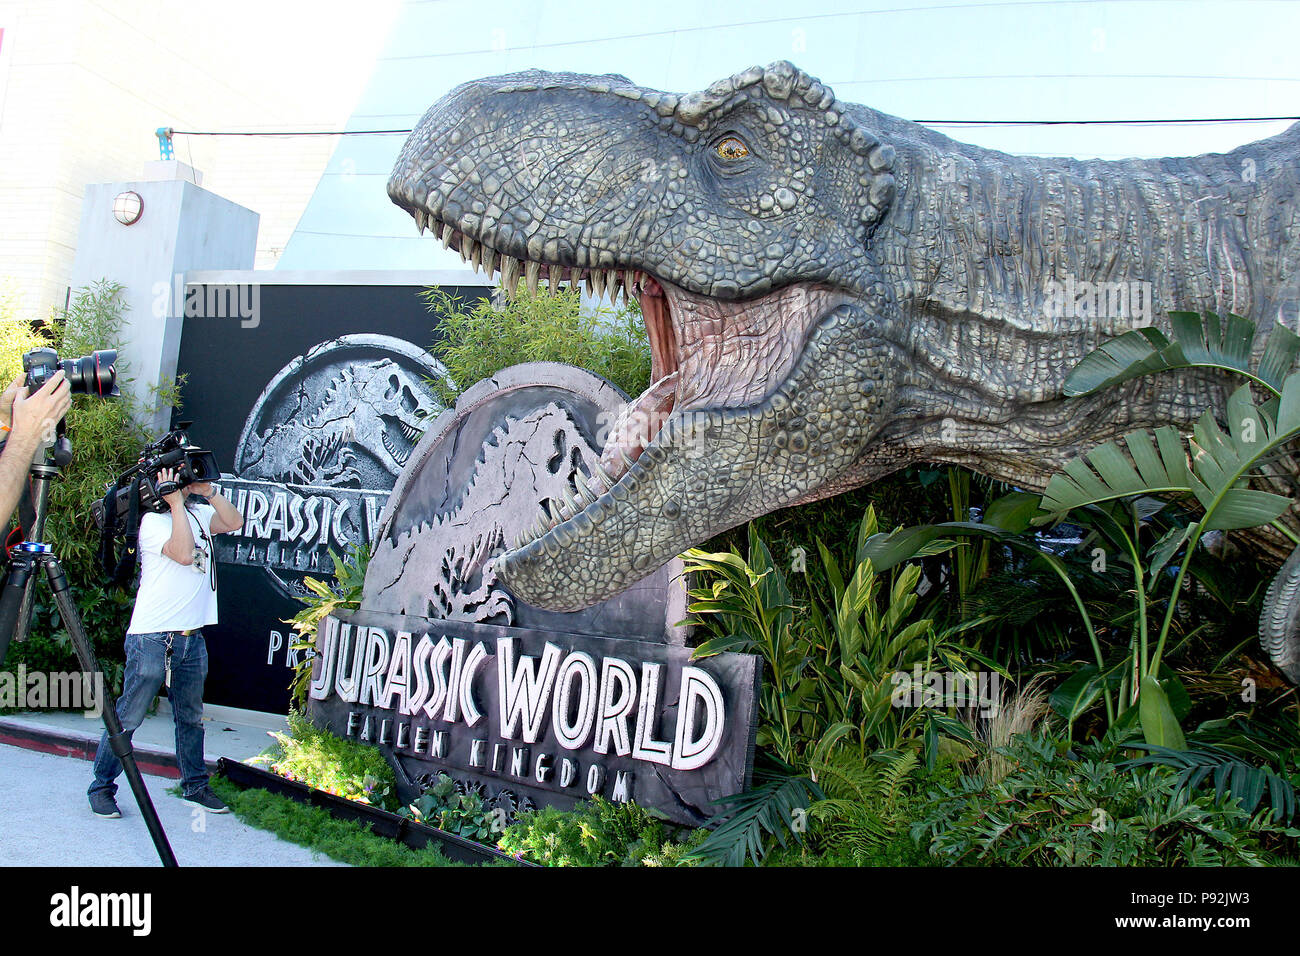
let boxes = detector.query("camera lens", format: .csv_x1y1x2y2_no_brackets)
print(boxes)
187,451,220,481
62,350,120,398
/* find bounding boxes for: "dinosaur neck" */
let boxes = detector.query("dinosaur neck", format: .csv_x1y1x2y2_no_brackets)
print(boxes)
837,108,1300,483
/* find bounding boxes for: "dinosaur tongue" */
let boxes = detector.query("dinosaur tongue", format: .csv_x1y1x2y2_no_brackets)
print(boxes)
596,272,681,481
599,370,678,480
640,275,677,379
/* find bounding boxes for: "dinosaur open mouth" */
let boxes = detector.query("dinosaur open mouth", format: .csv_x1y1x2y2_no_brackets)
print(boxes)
380,414,423,467
404,207,848,601
415,217,687,486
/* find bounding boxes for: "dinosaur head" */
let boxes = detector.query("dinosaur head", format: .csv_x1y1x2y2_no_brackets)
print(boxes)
389,62,901,610
347,359,435,471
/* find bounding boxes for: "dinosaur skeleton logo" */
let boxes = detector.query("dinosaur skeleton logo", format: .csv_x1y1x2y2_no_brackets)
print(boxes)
240,357,432,485
365,403,600,625
217,334,447,599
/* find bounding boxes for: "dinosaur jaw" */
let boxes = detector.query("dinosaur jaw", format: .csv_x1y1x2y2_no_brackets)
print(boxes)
405,211,869,611
379,414,423,468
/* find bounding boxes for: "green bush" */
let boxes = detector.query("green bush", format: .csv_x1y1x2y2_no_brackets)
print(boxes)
251,709,399,811
498,797,703,866
423,286,651,403
911,732,1300,866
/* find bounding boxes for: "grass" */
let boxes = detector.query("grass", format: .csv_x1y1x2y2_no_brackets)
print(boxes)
206,775,477,867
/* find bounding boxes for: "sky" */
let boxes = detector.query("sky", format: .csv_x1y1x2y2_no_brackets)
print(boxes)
271,0,1300,271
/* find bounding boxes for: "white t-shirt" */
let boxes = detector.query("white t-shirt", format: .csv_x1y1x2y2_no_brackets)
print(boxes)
127,503,219,634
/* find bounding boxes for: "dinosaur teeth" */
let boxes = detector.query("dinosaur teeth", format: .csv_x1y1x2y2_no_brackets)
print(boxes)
525,259,541,295
547,265,562,293
501,256,520,294
461,237,476,265
591,270,607,299
481,245,496,278
441,223,455,248
414,210,428,234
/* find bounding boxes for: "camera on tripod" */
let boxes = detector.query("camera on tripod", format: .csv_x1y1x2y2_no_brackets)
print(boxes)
92,423,221,531
22,346,120,398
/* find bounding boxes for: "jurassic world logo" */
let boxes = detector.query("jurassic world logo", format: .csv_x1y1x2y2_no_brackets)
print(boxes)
216,334,448,598
308,609,759,825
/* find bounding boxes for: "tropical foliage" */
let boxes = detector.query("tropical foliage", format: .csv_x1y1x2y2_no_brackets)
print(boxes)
285,542,370,708
498,797,704,867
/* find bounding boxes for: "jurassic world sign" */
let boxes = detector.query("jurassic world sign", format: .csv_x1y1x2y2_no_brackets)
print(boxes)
307,610,758,824
303,363,760,823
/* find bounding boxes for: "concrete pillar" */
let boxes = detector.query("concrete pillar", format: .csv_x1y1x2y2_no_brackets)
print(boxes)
69,163,259,433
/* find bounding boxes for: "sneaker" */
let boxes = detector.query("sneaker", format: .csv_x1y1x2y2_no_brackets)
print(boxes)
89,791,121,818
182,786,230,813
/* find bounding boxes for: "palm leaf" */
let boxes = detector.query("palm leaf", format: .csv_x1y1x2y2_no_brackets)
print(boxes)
1125,743,1298,821
1038,426,1190,520
687,773,823,867
1064,311,1300,396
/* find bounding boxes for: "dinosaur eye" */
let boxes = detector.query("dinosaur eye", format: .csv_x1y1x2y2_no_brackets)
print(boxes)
715,137,749,160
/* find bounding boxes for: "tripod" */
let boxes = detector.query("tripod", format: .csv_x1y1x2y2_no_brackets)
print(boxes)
0,433,178,867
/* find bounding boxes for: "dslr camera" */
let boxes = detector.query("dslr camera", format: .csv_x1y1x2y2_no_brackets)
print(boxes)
23,347,120,398
92,422,221,531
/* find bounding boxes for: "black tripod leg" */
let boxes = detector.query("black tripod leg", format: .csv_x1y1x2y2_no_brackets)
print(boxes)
0,562,33,664
44,558,179,868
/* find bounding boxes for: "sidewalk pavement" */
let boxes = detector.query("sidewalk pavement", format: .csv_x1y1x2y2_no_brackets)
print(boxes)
0,703,344,866
0,699,283,774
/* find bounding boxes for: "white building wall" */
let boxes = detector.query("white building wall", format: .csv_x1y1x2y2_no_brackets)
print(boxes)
0,0,399,322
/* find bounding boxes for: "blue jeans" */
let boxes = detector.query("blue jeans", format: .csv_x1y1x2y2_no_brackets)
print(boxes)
88,630,210,798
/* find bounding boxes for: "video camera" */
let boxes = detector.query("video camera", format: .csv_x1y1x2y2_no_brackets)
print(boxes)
92,422,221,531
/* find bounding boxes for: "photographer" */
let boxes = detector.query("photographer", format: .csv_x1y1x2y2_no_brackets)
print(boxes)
87,464,242,819
0,371,73,529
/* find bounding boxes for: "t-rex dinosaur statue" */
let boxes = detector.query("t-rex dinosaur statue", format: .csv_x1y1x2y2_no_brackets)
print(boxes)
387,61,1300,680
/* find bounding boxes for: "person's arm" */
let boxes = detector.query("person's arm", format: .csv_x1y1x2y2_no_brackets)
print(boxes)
188,481,242,535
0,372,71,530
158,467,197,565
0,432,38,533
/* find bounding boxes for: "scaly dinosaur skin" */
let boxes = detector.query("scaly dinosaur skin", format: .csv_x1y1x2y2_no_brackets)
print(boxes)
387,63,1300,651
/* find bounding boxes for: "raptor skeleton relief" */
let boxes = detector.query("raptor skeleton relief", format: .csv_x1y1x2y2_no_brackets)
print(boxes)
388,61,1300,678
366,402,601,625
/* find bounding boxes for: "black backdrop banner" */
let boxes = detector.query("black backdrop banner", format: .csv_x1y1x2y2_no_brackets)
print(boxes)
173,279,487,713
